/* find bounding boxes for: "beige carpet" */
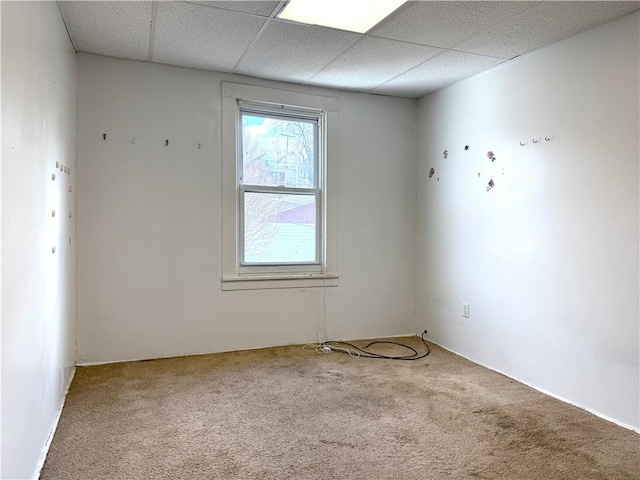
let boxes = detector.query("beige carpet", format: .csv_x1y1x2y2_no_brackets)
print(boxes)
41,337,639,479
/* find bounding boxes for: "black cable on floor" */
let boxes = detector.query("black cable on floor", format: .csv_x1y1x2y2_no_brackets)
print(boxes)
322,330,430,360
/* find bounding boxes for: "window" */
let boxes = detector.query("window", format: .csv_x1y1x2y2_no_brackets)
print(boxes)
239,106,321,267
222,82,338,290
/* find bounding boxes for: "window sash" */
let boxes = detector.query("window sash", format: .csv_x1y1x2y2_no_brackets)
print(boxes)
239,189,321,267
239,109,320,190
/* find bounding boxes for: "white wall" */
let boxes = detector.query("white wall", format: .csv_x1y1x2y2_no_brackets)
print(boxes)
417,12,639,429
76,54,417,364
1,2,77,478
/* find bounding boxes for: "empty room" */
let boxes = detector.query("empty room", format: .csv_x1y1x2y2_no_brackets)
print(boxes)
2,1,639,478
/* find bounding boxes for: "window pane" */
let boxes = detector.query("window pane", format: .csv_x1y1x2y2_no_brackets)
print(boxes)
244,192,317,264
241,113,316,188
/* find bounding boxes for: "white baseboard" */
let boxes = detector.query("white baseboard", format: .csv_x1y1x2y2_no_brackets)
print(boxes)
33,366,76,479
76,332,419,366
426,339,639,434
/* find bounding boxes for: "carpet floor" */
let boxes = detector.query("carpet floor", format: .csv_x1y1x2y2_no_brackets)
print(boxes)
41,336,639,479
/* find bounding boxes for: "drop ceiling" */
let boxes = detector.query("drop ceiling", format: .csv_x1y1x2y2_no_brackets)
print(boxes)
57,1,639,99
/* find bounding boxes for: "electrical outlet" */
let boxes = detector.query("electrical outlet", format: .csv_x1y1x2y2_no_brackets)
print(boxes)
463,303,470,318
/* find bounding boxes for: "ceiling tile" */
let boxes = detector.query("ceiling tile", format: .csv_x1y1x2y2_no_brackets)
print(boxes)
57,1,152,60
152,2,266,71
309,37,442,91
370,1,538,49
185,1,281,17
374,50,505,98
235,20,361,83
455,1,640,59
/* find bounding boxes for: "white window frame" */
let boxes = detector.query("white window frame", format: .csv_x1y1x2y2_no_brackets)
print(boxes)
238,104,322,271
221,82,339,291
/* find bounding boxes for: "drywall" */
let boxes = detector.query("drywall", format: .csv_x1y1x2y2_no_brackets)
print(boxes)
76,54,417,363
417,12,639,429
1,2,77,478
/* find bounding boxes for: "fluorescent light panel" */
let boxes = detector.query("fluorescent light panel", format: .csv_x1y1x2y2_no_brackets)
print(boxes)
277,0,406,34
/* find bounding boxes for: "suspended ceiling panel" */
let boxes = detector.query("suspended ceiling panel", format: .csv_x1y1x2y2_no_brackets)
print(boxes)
153,1,267,71
57,1,152,60
58,1,640,99
235,20,361,83
310,36,442,91
369,1,538,48
455,1,640,59
186,0,281,16
374,50,506,98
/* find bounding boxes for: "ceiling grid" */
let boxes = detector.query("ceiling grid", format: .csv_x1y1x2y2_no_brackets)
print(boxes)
57,0,640,98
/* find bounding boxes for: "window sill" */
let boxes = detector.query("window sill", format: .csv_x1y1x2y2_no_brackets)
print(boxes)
222,274,339,291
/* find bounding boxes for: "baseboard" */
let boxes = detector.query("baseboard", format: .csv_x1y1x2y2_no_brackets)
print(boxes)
327,332,418,342
33,366,76,479
427,339,639,434
76,332,419,366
